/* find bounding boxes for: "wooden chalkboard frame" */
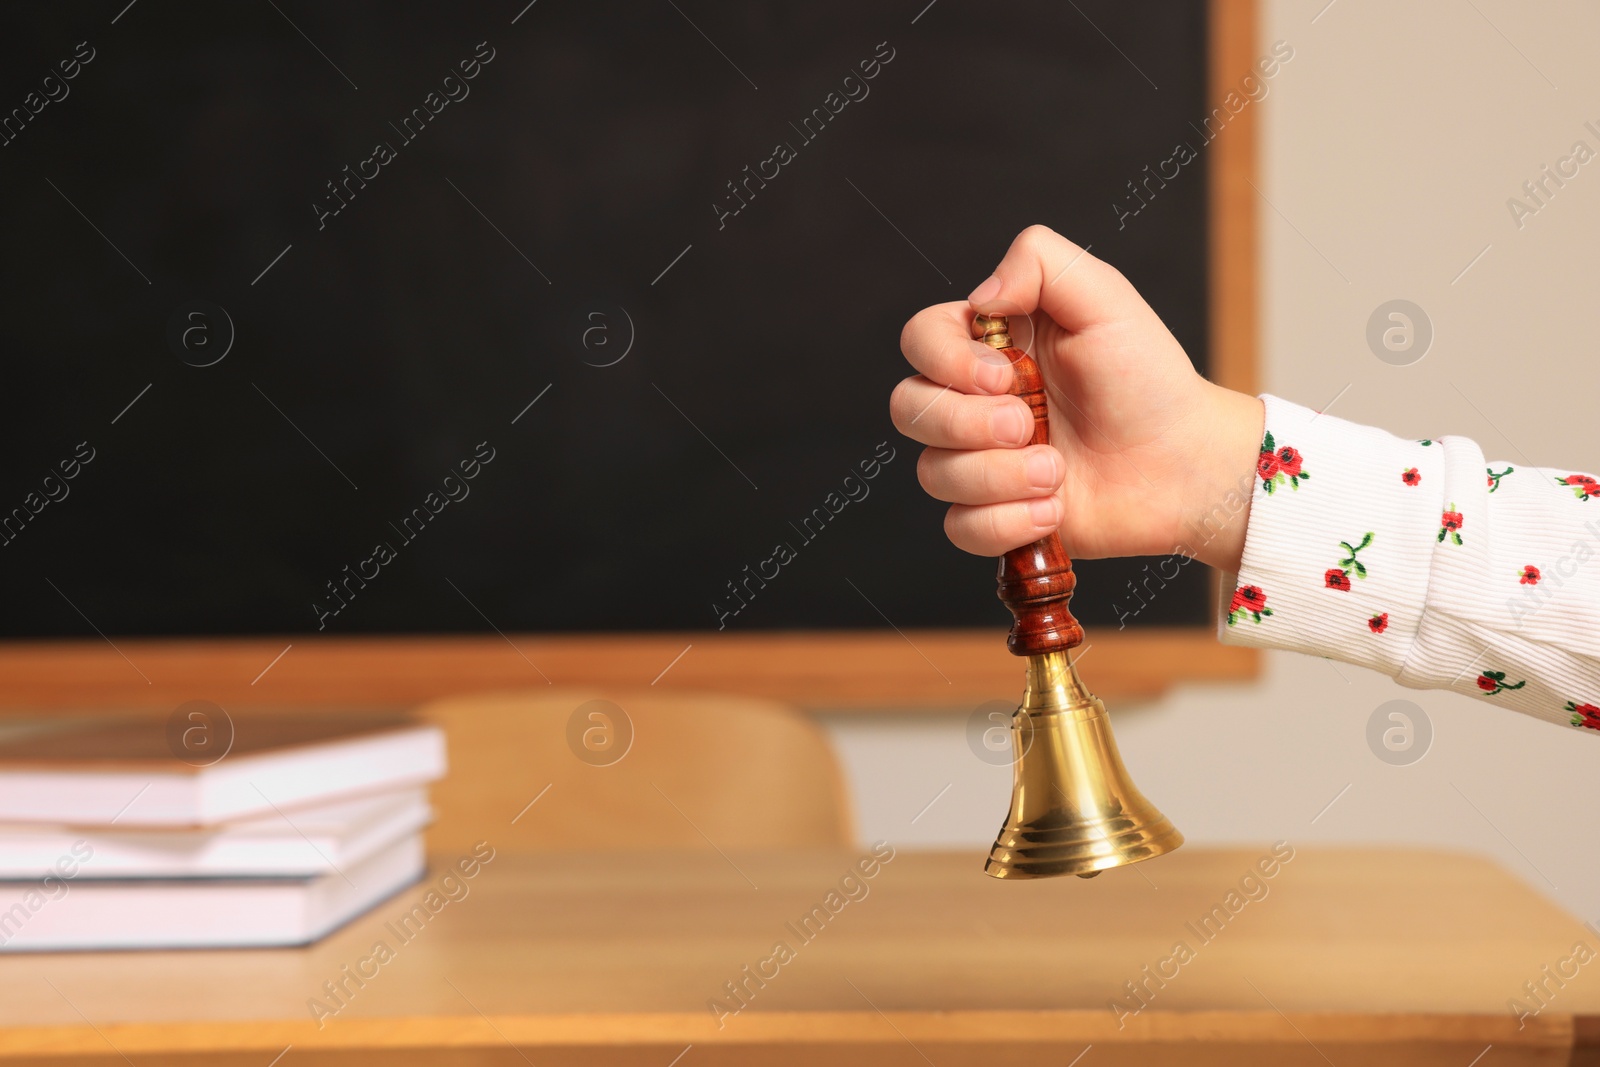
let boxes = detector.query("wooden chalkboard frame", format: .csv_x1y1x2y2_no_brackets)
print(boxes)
0,0,1258,711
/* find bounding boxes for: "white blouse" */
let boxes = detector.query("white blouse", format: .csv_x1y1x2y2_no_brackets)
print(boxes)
1218,395,1600,734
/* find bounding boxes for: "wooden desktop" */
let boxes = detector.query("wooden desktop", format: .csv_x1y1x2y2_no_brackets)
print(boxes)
0,847,1595,1066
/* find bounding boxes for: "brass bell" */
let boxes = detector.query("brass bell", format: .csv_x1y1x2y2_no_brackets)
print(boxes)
985,651,1183,879
973,313,1183,880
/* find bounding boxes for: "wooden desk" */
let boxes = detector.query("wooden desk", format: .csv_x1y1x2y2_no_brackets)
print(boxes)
1,848,1595,1066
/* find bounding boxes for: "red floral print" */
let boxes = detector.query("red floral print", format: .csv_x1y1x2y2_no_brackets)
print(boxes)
1567,701,1600,730
1258,431,1310,493
1337,532,1374,578
1519,565,1541,585
1487,466,1513,493
1227,585,1273,625
1476,670,1525,695
1324,534,1373,593
1439,505,1464,546
1402,468,1420,486
1558,474,1600,500
1368,613,1389,633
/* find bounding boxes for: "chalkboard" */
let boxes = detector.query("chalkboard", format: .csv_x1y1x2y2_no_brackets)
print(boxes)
0,0,1215,639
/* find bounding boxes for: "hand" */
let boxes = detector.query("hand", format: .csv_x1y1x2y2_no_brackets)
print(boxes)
889,225,1264,573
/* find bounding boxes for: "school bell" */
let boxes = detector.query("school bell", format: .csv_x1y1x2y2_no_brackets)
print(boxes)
975,313,1184,880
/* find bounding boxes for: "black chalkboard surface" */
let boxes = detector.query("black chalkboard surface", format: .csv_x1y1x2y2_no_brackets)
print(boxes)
0,1,1212,638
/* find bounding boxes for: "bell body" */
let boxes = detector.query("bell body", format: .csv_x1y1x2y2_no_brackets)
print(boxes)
985,651,1183,879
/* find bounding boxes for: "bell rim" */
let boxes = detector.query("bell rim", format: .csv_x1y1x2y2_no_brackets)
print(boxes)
983,822,1184,880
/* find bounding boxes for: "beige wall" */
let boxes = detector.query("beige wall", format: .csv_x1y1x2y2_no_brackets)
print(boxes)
822,0,1600,921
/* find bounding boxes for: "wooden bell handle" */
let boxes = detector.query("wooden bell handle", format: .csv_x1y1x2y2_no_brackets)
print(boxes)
978,313,1086,657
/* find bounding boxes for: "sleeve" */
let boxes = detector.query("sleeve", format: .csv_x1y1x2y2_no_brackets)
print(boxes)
1218,393,1600,734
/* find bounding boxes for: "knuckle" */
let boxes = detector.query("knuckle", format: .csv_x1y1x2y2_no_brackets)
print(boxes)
914,448,937,492
944,506,987,556
899,306,939,358
887,377,920,427
898,316,920,358
941,506,965,546
1016,223,1059,254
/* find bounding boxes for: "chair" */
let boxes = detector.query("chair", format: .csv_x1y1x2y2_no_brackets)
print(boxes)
415,687,854,854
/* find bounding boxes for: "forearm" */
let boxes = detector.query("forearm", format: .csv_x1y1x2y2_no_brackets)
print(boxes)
1220,395,1600,733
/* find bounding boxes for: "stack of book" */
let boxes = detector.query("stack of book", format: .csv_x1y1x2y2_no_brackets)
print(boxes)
0,713,445,951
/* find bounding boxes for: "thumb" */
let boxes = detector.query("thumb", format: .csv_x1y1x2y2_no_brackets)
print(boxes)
966,224,1147,333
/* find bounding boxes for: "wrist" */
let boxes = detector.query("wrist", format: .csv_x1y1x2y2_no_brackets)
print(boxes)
1180,387,1264,573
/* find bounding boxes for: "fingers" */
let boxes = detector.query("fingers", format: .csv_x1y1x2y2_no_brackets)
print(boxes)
899,301,1014,394
966,224,1148,333
889,375,1033,449
943,498,1062,557
916,445,1063,506
920,443,1067,555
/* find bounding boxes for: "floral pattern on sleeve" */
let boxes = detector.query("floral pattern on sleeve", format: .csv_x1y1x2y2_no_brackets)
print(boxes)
1487,466,1513,492
1438,505,1464,545
1324,532,1374,590
1558,474,1600,500
1257,432,1310,494
1477,670,1525,695
1338,532,1373,578
1227,585,1272,625
1567,701,1600,730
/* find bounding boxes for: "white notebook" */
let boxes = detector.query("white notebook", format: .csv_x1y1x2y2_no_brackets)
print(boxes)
0,714,446,826
0,787,432,878
0,833,425,951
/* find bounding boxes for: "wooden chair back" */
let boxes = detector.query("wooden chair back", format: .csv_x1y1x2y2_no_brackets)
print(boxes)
415,687,854,854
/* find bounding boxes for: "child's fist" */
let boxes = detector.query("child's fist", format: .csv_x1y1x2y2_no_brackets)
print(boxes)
889,225,1262,572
